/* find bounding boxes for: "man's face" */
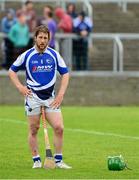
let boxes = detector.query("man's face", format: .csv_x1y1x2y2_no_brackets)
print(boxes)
35,32,49,52
7,13,13,20
79,15,84,21
26,3,33,10
67,4,74,13
18,14,26,24
43,7,51,17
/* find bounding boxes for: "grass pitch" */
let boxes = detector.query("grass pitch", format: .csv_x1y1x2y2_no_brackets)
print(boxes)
0,106,139,179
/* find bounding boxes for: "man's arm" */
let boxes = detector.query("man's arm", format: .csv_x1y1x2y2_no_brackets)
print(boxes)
1,19,8,34
50,73,69,109
8,27,16,45
8,69,32,97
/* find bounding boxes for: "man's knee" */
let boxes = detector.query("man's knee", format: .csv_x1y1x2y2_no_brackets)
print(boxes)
30,124,40,136
54,124,64,136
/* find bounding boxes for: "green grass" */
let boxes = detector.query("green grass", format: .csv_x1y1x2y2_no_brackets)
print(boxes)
1,106,139,179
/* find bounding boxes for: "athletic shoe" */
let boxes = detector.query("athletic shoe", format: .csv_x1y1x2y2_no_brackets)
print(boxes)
56,161,72,169
32,160,42,168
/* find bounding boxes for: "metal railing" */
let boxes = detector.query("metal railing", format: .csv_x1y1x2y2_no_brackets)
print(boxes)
55,33,124,72
1,32,139,73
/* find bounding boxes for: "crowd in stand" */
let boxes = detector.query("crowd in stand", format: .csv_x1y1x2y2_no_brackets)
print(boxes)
0,0,93,70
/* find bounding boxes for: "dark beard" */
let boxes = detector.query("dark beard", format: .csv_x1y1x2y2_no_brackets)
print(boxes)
36,43,47,52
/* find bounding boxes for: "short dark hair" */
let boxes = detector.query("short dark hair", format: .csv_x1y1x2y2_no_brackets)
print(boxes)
79,11,86,18
66,3,76,10
16,9,25,18
34,25,50,40
25,0,32,6
44,5,53,11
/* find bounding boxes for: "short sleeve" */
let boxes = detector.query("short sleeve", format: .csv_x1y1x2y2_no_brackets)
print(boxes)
56,52,69,75
10,52,26,72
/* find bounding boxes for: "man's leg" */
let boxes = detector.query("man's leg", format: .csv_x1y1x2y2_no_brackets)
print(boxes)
28,114,42,168
46,111,71,169
45,111,64,154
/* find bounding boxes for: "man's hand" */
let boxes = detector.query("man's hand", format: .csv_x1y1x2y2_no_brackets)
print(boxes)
50,73,69,109
18,85,32,97
8,70,32,97
80,30,88,37
50,94,64,109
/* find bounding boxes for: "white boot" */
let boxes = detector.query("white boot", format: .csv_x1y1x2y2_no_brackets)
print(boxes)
32,160,42,168
56,161,72,169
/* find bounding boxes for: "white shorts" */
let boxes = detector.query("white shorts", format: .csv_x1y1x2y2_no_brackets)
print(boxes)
25,93,61,116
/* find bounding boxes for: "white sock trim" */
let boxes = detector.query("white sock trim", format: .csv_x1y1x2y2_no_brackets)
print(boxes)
54,153,62,156
33,155,40,159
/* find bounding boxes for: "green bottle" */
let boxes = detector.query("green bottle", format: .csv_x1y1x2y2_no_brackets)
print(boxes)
108,155,126,171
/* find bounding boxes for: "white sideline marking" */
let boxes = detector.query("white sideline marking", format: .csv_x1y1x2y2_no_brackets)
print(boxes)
0,118,27,125
66,128,139,140
0,118,139,140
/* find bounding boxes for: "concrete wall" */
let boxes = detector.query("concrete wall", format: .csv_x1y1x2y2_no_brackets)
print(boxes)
1,73,139,106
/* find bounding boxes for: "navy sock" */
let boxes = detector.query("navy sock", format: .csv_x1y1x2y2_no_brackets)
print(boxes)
32,155,41,163
54,154,62,163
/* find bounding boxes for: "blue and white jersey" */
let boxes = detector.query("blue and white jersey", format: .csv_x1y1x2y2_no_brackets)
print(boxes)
10,47,69,100
73,17,93,33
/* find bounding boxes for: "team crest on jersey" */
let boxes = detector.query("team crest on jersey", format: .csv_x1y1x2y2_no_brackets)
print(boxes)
46,59,53,64
32,65,53,72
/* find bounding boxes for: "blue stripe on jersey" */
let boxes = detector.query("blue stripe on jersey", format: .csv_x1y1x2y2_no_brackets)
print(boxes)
31,85,55,100
10,63,26,72
47,47,68,75
57,66,68,75
10,64,19,72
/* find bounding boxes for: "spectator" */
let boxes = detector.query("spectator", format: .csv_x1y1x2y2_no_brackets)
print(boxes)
37,5,52,26
55,7,73,67
37,6,57,49
45,9,57,49
73,11,93,70
66,3,78,71
22,0,36,48
1,9,16,69
55,7,72,33
8,10,30,64
22,0,36,32
66,3,77,19
1,9,16,33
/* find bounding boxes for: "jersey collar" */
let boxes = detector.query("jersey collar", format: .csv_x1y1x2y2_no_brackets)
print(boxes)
34,45,49,54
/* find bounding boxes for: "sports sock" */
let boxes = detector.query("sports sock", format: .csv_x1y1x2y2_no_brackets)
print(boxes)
54,154,62,163
32,155,41,163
